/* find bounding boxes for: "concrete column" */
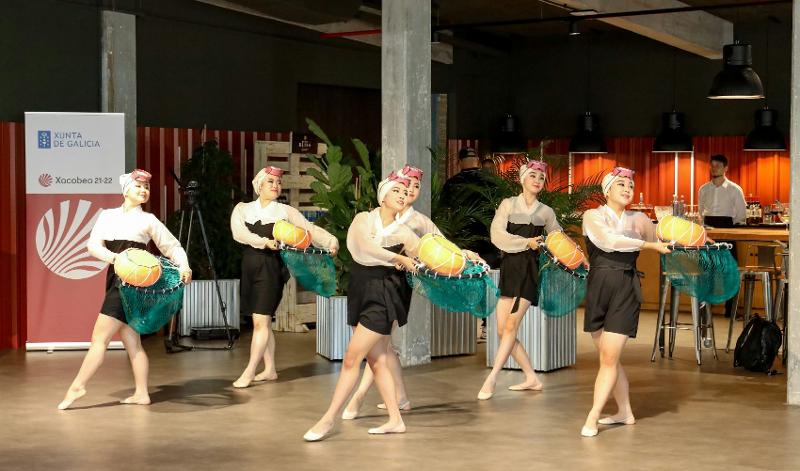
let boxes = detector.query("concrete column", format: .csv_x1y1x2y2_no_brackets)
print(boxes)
787,0,800,406
101,11,137,171
382,0,432,367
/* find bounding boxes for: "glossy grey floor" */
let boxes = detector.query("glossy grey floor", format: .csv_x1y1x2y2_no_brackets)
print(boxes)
2,310,798,471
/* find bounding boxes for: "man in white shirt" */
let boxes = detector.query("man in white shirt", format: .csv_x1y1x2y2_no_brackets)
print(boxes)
697,154,747,317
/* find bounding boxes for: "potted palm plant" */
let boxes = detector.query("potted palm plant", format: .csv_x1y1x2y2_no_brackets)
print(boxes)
304,119,378,359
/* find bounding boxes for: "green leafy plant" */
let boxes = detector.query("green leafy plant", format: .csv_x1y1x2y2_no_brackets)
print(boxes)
463,143,605,237
167,139,242,279
305,118,378,295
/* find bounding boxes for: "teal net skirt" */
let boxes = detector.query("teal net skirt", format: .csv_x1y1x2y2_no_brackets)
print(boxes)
408,260,500,318
661,243,740,305
538,249,588,318
279,245,337,298
119,257,185,334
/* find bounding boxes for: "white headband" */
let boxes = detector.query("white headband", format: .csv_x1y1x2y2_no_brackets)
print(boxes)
119,170,151,195
252,166,284,196
602,172,634,195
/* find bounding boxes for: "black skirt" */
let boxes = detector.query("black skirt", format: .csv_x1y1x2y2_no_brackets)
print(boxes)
583,239,643,338
239,222,290,317
498,222,544,307
99,240,149,323
347,245,412,335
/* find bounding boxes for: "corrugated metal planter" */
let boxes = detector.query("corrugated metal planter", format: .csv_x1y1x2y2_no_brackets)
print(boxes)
180,279,241,336
316,295,351,360
485,270,576,371
431,306,477,357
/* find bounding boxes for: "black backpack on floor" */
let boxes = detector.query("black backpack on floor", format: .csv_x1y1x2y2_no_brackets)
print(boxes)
733,314,783,373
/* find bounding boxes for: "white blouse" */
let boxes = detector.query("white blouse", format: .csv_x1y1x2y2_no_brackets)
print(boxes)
347,208,420,267
698,177,747,225
491,195,562,253
87,205,189,270
582,205,657,253
230,200,338,251
396,206,440,237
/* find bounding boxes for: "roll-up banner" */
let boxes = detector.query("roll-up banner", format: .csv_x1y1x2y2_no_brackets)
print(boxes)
25,112,125,351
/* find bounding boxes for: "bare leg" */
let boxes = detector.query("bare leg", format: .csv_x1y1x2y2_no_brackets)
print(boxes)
234,314,272,388
119,324,151,405
479,297,541,399
58,314,124,410
304,325,388,441
254,316,278,381
342,326,371,419
591,333,634,425
365,337,405,435
582,331,629,436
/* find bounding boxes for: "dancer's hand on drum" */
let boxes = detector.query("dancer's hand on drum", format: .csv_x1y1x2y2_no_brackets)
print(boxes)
528,236,544,250
462,250,485,264
645,241,672,254
394,255,418,274
706,236,716,244
329,243,338,256
180,268,193,284
263,238,279,250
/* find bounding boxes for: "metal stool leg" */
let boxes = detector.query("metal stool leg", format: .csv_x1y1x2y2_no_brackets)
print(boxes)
651,277,670,361
726,272,744,353
690,297,702,365
743,273,755,326
669,285,679,358
760,272,773,322
706,303,718,360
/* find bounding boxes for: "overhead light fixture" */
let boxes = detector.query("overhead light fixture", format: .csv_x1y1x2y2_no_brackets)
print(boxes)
492,114,526,153
744,108,785,151
653,111,693,152
708,41,764,99
570,9,598,16
569,21,580,36
569,112,607,154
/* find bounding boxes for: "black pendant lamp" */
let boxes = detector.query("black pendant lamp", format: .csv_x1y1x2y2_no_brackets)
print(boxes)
569,35,606,154
492,114,526,153
708,41,764,99
654,111,692,152
569,112,607,153
744,108,785,151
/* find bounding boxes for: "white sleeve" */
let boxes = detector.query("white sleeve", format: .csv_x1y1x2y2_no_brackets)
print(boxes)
582,210,645,252
732,185,747,225
148,215,190,271
415,212,441,237
230,203,267,249
490,199,529,253
86,212,116,265
633,212,658,243
285,206,339,251
698,186,707,219
543,206,563,234
347,213,401,265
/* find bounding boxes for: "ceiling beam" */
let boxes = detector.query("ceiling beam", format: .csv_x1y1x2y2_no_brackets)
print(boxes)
194,0,453,64
556,0,733,59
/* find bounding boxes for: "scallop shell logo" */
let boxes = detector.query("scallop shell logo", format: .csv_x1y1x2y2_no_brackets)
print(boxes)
39,173,53,187
36,200,107,279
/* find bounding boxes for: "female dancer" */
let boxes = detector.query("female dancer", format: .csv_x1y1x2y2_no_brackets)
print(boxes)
478,160,561,400
580,167,671,437
342,164,483,418
304,173,419,441
58,169,192,410
230,166,338,388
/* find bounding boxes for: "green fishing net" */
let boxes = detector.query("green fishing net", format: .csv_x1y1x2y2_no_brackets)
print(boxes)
408,261,500,318
538,250,588,318
119,258,185,334
661,244,740,305
279,245,337,298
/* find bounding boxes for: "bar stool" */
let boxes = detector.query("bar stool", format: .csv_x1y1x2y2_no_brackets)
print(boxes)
651,276,718,366
772,248,789,362
725,243,782,353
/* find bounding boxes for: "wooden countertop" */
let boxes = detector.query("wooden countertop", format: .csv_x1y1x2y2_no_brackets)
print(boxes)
705,227,789,242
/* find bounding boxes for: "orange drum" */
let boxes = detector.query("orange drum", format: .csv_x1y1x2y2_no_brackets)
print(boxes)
417,233,466,276
656,215,707,246
272,220,311,249
114,248,162,287
543,231,585,270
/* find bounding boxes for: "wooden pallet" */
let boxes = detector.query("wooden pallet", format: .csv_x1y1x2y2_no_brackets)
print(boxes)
254,136,327,332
